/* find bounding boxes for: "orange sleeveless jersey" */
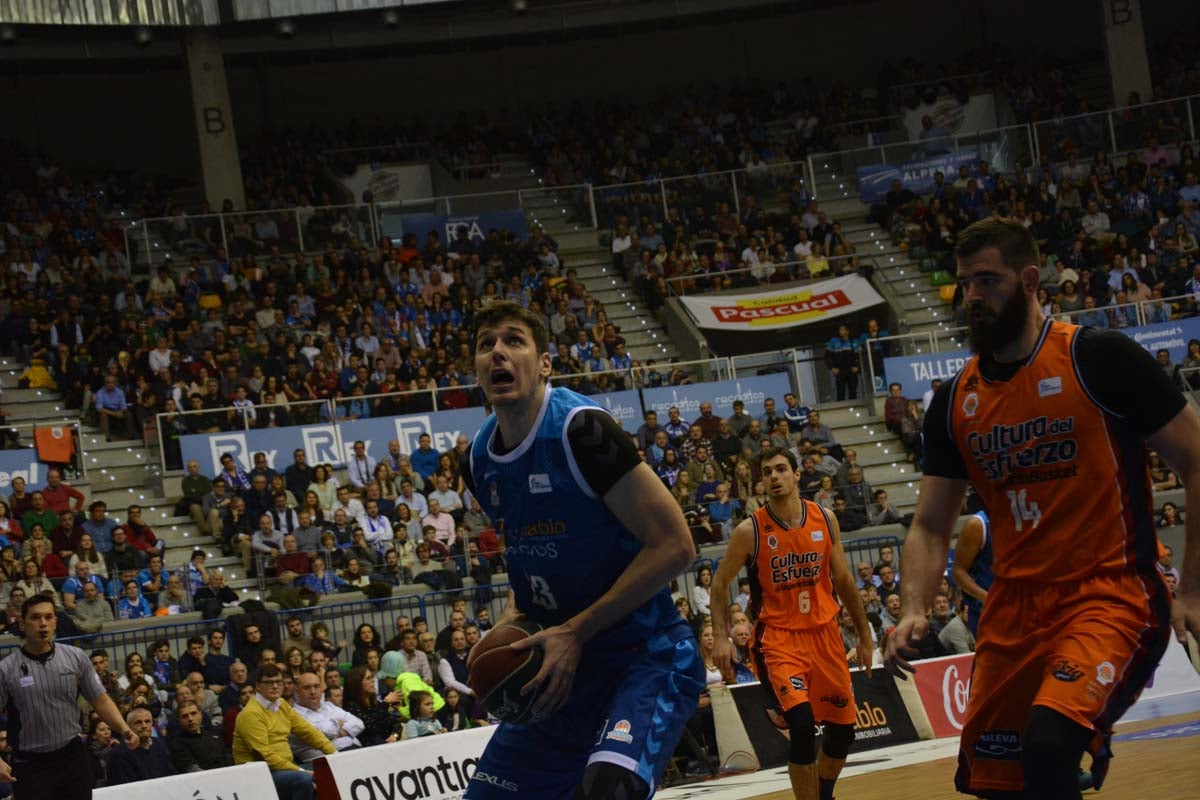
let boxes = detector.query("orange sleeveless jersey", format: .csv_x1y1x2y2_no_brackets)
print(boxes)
948,321,1157,582
745,500,839,630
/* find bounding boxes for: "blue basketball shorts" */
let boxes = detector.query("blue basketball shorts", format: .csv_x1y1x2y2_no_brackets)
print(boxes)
465,623,704,799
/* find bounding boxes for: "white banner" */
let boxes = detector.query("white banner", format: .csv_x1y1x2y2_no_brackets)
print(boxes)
678,275,885,331
314,725,496,800
902,94,998,142
340,163,434,204
93,761,274,799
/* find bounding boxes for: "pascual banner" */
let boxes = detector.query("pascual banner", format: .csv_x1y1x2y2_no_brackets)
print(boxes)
93,762,274,799
679,275,884,331
314,724,496,800
0,450,45,490
642,374,792,419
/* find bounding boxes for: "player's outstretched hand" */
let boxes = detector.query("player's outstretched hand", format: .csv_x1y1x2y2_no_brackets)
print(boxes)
711,636,735,683
883,614,928,680
1171,588,1200,661
511,622,582,718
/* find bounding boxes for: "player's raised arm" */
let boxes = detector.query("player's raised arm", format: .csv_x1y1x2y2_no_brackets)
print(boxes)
824,510,874,676
1146,403,1200,645
711,518,756,681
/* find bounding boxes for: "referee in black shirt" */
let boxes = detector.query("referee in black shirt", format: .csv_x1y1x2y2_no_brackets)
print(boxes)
0,592,137,798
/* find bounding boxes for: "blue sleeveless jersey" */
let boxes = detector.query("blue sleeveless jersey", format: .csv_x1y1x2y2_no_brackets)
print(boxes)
961,511,994,635
470,386,680,652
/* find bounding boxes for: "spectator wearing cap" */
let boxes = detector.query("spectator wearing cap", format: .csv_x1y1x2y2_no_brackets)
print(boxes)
233,664,334,800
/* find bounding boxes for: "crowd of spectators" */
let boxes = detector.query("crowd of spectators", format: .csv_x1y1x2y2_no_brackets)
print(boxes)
639,391,902,545
47,598,500,793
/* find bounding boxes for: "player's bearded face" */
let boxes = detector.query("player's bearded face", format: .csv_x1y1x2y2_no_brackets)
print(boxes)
966,276,1028,356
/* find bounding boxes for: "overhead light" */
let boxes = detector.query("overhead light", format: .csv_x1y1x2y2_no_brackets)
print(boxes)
0,25,15,45
276,19,296,39
511,0,528,12
382,9,400,28
132,26,153,47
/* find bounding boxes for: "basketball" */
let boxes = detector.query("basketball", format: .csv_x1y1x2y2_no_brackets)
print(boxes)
468,619,545,724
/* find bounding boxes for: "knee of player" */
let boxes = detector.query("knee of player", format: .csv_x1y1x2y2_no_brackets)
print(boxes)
783,703,818,765
821,722,854,760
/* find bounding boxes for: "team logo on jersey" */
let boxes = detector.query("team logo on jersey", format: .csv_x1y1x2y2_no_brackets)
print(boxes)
527,473,553,494
1051,658,1085,682
1038,376,1063,397
605,720,634,744
962,392,979,418
789,676,807,692
767,535,779,550
1095,661,1116,685
811,530,824,542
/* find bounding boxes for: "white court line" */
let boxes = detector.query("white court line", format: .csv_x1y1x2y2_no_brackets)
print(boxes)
657,737,961,799
658,693,1200,800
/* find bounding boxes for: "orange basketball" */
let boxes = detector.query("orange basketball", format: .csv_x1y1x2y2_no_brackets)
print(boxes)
468,619,545,725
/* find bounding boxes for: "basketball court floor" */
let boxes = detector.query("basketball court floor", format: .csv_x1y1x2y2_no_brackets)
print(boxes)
658,696,1200,799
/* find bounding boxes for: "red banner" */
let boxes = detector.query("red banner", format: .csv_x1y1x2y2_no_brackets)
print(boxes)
912,654,974,738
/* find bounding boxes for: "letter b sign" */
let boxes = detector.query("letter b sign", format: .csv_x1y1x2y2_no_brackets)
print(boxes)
1108,0,1133,25
203,107,226,135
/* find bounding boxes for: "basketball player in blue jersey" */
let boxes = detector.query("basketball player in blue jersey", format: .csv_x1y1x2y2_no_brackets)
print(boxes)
950,511,993,637
461,301,704,800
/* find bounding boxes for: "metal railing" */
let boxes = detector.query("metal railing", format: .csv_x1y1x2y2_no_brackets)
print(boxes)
863,331,936,395
806,122,1036,200
1032,92,1200,162
663,254,865,297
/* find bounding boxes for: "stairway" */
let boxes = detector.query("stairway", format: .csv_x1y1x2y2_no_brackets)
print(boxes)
0,359,258,597
503,153,682,365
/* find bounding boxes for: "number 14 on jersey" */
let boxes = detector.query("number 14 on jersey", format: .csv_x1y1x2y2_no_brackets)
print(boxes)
1006,489,1042,531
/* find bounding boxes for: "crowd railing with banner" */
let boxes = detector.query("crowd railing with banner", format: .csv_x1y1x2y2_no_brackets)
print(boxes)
0,420,87,487
884,300,1200,397
664,253,867,297
807,123,1036,202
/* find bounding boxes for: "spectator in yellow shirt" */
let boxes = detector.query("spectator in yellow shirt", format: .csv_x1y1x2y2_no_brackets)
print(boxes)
233,663,335,800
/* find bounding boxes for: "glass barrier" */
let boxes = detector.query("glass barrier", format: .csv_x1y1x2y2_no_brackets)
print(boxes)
1034,94,1200,162
222,209,301,260
135,212,227,269
1113,97,1192,155
519,184,594,232
593,179,665,231
735,161,810,218
663,172,738,232
300,203,377,250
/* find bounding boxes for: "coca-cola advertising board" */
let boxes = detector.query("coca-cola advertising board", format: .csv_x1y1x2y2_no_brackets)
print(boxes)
911,654,974,738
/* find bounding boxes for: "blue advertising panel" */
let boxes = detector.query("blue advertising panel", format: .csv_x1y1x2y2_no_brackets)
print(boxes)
383,210,528,244
641,374,792,420
1123,317,1200,363
180,408,492,476
858,151,980,203
882,349,972,399
0,450,46,491
180,423,343,476
589,390,644,430
339,408,488,464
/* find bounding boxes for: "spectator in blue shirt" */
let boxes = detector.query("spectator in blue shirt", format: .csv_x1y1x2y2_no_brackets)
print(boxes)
707,483,741,529
781,393,811,433
82,501,118,554
95,374,133,441
297,557,348,597
118,580,154,619
1076,295,1109,328
61,561,107,612
410,433,440,482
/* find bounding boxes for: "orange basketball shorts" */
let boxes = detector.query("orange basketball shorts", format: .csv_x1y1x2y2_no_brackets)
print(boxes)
955,569,1172,794
750,619,857,726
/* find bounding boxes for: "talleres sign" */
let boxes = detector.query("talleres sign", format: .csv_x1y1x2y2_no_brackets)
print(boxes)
315,725,495,800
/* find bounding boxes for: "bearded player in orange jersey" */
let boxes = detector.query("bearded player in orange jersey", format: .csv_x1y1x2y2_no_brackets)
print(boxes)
712,447,874,800
886,218,1200,799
